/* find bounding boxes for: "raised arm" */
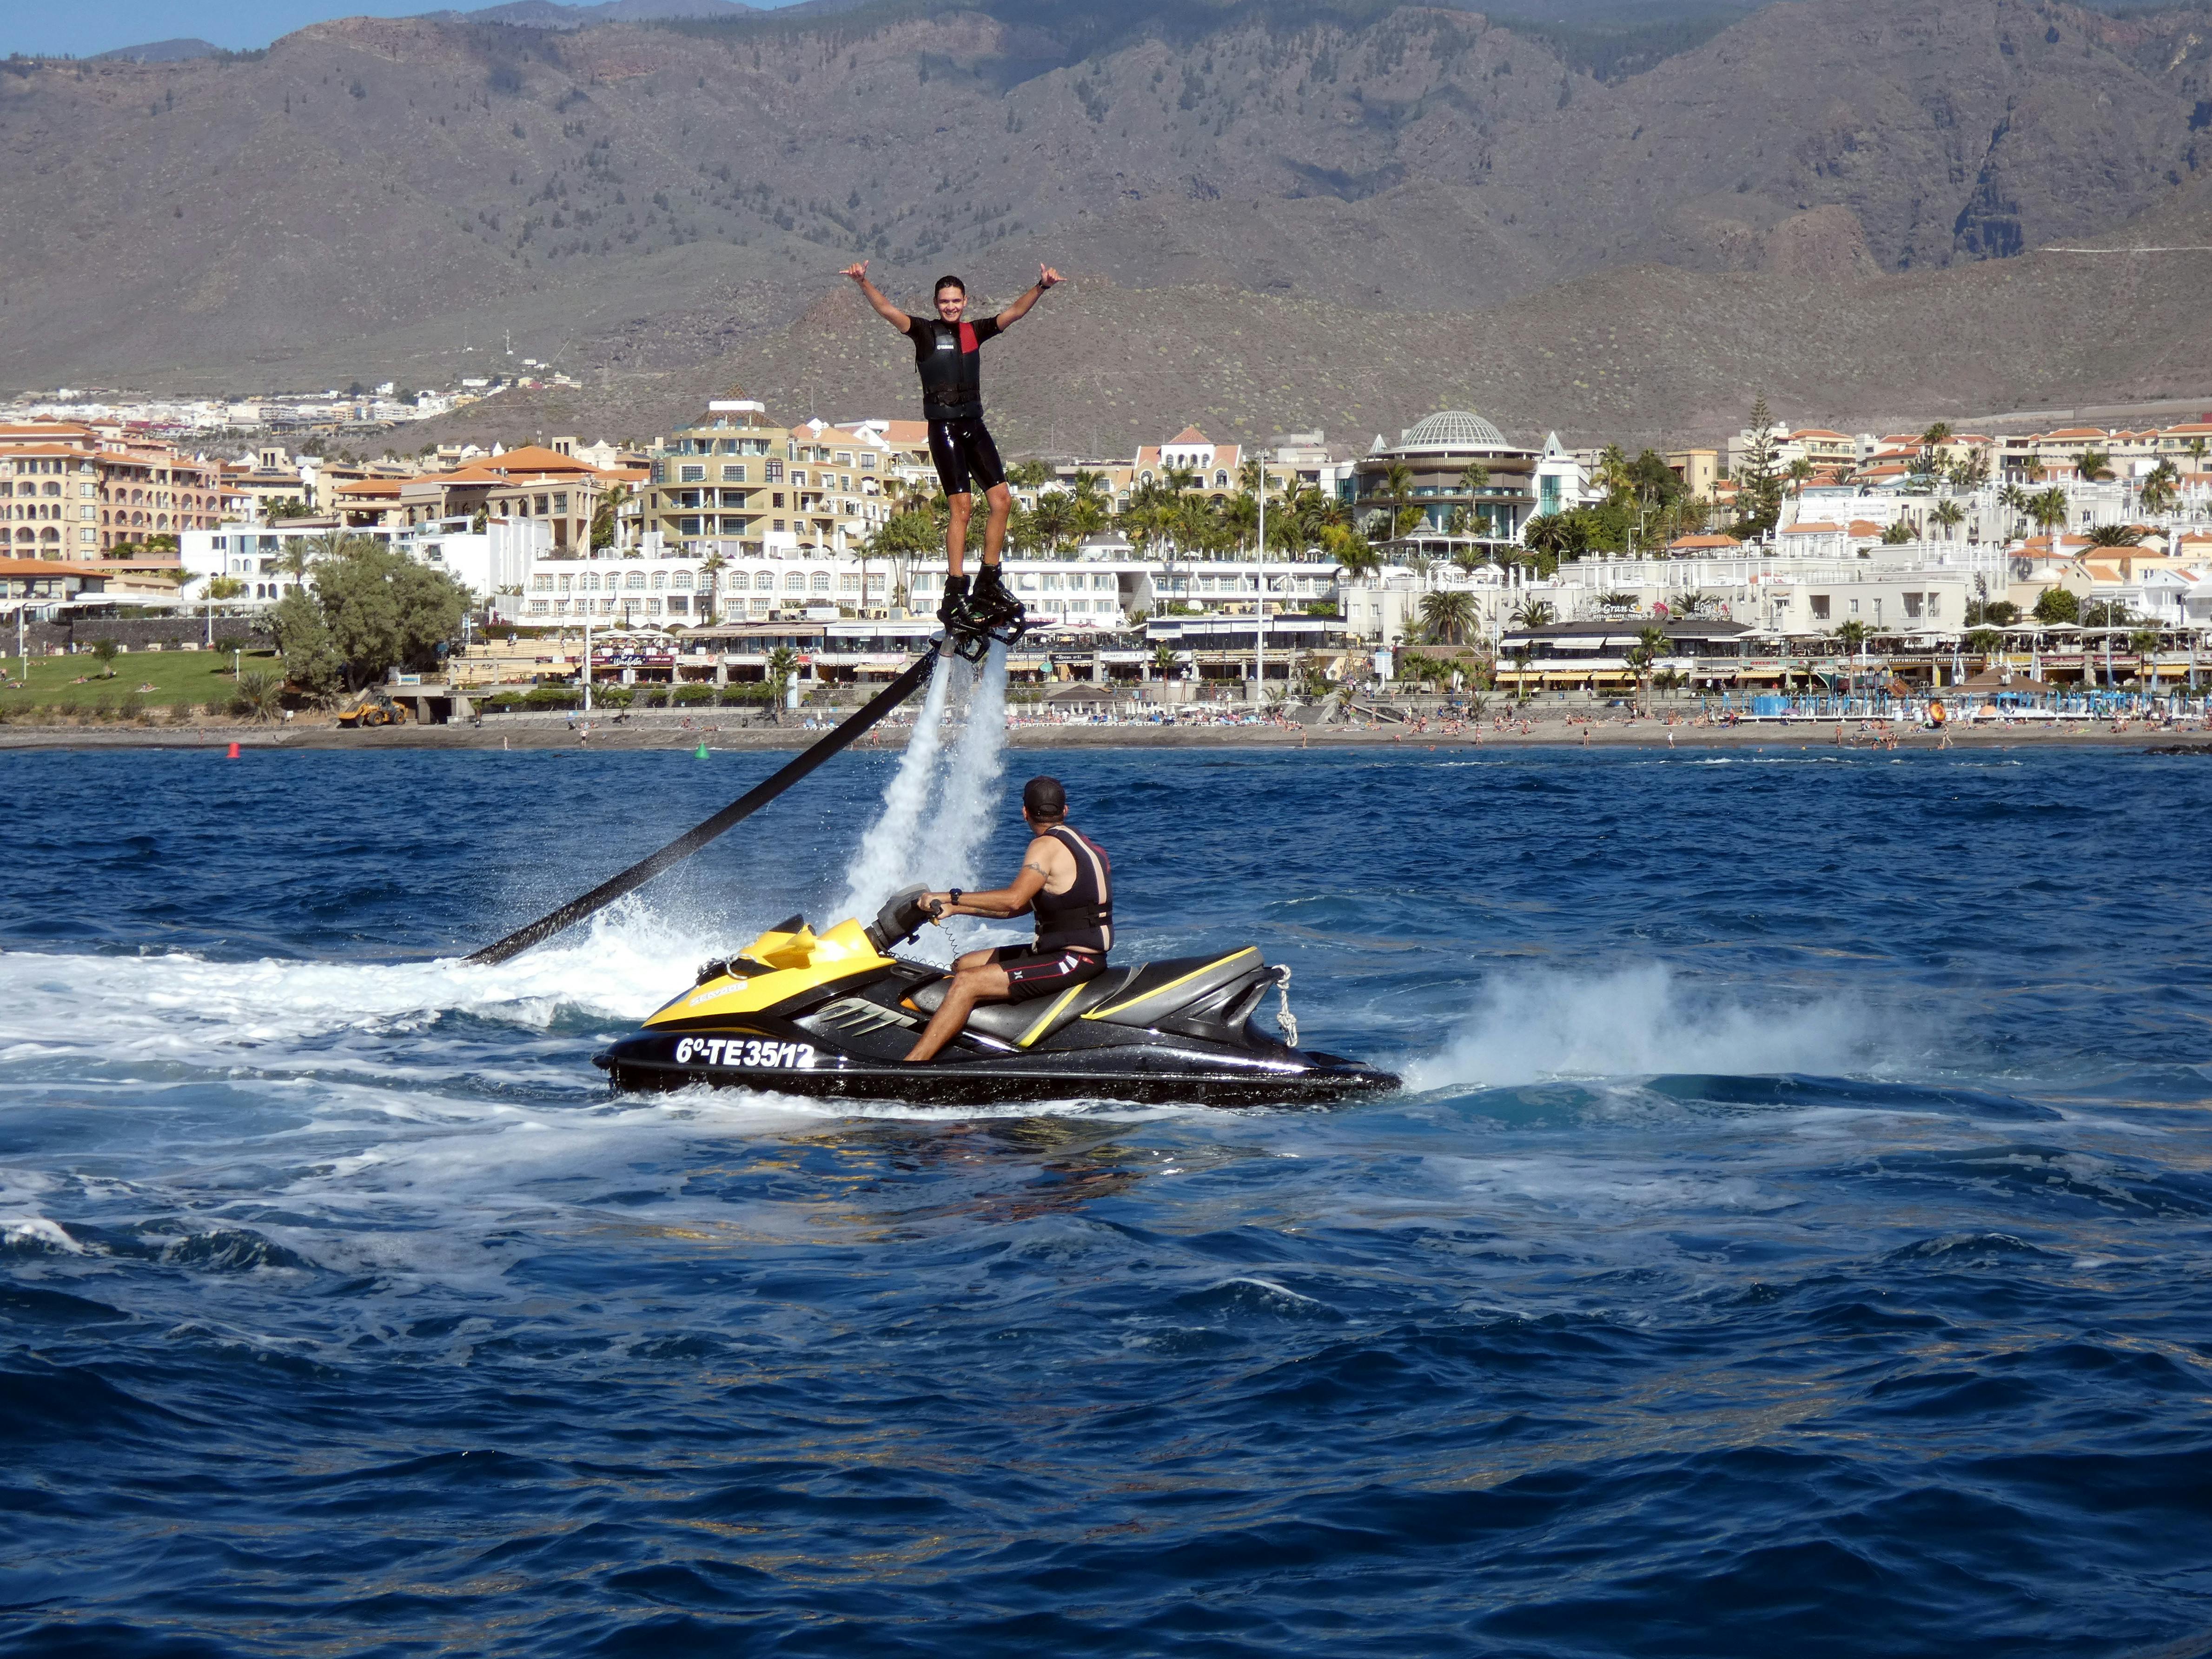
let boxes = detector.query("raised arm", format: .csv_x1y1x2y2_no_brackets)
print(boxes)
991,264,1063,330
841,261,912,333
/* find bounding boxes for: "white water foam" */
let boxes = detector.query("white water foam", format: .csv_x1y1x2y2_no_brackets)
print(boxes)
925,640,1011,894
1404,963,1887,1091
829,641,1013,959
837,651,956,921
0,900,702,1063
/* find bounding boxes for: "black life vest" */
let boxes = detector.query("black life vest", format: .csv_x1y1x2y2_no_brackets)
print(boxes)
908,314,1001,419
1032,825,1113,954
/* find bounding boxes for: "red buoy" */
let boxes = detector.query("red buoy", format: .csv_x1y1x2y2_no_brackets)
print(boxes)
225,742,240,759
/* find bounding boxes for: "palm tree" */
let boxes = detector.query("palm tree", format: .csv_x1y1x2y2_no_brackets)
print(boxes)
699,550,727,621
1595,444,1632,498
1380,461,1417,545
764,644,800,722
1523,513,1582,562
591,482,630,551
2130,626,2162,686
1931,500,1966,542
1835,618,1871,657
1419,588,1477,646
1149,640,1182,683
1028,490,1075,557
1628,623,1669,711
1676,589,1709,618
1510,596,1556,628
1918,422,1954,480
2139,460,2180,518
1947,450,1990,492
2075,449,2115,482
2086,522,2145,547
2027,486,2072,540
1507,642,1535,703
1787,456,1816,499
1456,461,1490,537
1324,523,1383,584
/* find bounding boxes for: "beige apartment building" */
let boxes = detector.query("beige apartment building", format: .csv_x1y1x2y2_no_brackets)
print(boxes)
632,400,914,556
323,444,641,553
0,421,225,557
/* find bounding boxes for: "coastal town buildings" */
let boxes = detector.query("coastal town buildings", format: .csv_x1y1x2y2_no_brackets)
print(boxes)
25,382,2212,704
0,422,225,555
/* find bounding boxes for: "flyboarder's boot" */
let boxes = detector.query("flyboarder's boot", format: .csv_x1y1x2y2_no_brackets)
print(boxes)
972,562,1028,639
937,574,993,660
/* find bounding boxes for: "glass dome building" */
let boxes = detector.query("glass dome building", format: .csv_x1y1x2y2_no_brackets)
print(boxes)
1353,409,1540,549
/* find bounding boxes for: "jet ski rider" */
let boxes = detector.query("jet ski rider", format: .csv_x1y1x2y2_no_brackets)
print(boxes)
901,776,1112,1064
840,258,1062,636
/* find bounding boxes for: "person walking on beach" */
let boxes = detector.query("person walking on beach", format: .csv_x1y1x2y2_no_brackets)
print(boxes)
841,260,1062,635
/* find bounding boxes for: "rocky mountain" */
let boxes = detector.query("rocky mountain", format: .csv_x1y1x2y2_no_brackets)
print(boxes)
0,0,2207,446
87,39,224,63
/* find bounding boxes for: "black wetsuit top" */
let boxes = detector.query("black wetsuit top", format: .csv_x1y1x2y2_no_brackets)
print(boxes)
907,313,1003,421
1030,826,1113,955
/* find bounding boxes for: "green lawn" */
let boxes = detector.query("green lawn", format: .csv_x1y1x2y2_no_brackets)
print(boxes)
0,647,280,714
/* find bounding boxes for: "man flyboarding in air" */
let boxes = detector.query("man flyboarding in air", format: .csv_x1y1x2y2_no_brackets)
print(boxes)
841,260,1061,637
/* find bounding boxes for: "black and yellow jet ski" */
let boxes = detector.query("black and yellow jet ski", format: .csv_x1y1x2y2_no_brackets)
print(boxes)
594,887,1398,1106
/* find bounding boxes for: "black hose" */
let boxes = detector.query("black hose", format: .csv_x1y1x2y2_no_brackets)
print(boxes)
468,646,941,965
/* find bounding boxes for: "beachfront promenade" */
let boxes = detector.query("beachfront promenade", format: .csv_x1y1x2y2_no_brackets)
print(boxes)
7,703,2205,753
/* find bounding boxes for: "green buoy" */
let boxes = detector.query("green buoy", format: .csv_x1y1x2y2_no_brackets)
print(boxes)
695,742,710,759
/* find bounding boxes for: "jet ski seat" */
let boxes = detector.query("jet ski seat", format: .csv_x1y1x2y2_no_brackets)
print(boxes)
907,965,1132,1048
905,947,1266,1050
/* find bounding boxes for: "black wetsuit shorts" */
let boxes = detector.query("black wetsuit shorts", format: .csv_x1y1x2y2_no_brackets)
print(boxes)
928,415,1007,498
993,944,1105,1004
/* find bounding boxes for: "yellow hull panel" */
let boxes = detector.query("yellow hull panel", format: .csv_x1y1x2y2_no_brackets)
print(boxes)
643,917,895,1028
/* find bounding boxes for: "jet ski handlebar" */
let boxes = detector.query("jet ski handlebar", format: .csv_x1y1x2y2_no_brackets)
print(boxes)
862,884,939,952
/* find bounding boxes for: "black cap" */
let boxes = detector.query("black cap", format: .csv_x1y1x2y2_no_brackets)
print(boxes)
1022,776,1066,818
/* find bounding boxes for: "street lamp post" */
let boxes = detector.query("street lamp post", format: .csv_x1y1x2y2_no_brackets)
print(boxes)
1254,460,1266,707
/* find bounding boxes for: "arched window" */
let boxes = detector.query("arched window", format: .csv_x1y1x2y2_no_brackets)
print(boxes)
580,571,598,592
651,570,668,590
811,571,831,593
672,570,693,589
784,571,806,592
1215,471,1229,488
626,570,646,589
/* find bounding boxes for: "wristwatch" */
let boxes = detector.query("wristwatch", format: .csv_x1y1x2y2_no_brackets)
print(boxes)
948,888,963,906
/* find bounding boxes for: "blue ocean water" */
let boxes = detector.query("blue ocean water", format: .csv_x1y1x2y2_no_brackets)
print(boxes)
4,743,2212,1656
